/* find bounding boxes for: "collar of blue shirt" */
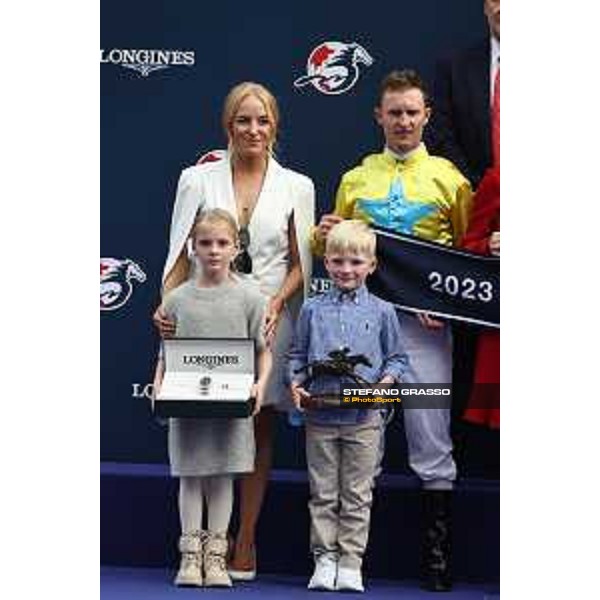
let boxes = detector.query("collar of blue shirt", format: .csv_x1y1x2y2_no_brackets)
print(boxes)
330,284,370,304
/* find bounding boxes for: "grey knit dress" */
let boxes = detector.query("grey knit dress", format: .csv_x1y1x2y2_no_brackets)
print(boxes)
162,278,267,477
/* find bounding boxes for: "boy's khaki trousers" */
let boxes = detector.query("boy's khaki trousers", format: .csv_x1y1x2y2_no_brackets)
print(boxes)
305,415,383,569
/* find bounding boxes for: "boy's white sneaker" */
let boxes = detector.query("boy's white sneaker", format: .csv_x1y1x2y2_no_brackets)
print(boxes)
335,566,364,593
307,553,338,591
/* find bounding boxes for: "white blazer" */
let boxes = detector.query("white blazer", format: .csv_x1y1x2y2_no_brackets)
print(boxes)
163,153,315,315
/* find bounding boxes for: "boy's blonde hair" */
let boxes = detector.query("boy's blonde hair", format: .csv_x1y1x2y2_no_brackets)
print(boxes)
191,208,239,244
326,220,376,258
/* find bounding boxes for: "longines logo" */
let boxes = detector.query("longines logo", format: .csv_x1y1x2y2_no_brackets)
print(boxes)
100,48,195,77
183,354,239,370
132,383,154,400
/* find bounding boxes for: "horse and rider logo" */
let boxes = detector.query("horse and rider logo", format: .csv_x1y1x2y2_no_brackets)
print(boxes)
100,258,146,312
294,41,374,95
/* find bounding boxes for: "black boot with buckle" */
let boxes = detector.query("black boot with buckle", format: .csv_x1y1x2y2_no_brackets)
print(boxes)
420,489,452,592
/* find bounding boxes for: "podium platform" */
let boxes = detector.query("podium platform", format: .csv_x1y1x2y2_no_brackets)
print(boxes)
101,565,500,598
101,462,499,583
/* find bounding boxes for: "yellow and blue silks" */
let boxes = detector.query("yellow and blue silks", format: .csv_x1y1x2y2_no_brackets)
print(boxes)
312,144,472,254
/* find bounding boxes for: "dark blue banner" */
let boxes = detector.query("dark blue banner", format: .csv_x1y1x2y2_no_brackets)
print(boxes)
370,227,499,328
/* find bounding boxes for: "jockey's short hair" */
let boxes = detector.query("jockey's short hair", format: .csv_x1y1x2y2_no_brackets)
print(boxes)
222,82,280,156
191,208,239,245
378,69,430,107
326,220,376,259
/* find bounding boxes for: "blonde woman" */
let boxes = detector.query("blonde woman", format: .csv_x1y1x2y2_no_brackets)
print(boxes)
154,82,315,580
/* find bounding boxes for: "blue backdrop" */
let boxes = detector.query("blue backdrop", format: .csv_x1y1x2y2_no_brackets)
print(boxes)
101,0,488,466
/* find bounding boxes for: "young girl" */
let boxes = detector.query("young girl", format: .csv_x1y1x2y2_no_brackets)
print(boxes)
153,208,272,588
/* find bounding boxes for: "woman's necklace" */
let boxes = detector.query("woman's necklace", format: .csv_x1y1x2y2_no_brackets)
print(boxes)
240,206,250,228
233,160,266,227
238,196,254,228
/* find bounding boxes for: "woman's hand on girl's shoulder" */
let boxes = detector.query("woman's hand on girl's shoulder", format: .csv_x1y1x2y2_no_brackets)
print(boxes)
153,304,176,338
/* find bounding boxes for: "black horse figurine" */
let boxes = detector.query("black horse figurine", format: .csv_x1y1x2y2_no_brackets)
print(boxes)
295,347,372,389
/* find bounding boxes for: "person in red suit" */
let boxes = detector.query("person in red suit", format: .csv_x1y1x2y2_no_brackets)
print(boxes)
461,167,500,428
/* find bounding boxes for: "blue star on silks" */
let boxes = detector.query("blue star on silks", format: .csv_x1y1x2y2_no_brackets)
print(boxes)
356,179,437,234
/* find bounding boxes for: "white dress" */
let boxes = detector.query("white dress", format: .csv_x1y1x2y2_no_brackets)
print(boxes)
163,153,315,408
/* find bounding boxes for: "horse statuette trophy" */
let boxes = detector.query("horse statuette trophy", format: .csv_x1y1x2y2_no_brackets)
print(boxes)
294,347,372,409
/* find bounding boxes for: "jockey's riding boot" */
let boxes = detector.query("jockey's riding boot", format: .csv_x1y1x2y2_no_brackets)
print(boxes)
420,489,453,592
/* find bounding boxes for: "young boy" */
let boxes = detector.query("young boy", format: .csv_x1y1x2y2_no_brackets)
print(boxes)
288,220,409,592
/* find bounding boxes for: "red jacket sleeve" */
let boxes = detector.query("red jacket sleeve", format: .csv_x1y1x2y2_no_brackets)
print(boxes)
461,168,500,255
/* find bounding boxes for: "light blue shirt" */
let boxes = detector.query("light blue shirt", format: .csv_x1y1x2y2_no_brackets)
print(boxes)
287,284,410,425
